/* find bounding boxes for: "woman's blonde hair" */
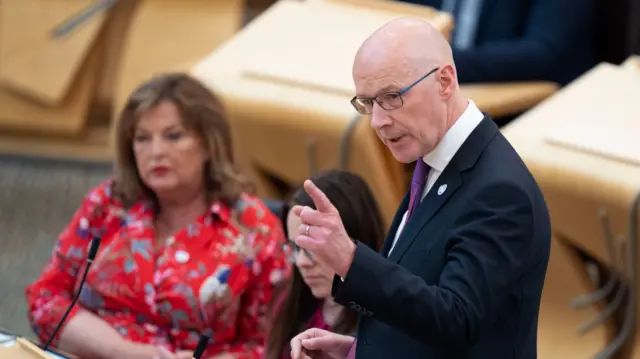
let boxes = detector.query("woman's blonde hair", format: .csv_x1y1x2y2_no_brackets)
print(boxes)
112,72,253,208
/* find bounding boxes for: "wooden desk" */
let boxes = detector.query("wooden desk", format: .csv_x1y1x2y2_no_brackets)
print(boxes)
537,237,613,358
0,329,76,359
502,62,640,357
0,0,243,163
192,0,453,227
462,81,558,118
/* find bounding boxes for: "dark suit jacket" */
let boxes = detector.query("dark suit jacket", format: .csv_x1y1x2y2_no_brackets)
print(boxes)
332,116,551,359
402,0,599,85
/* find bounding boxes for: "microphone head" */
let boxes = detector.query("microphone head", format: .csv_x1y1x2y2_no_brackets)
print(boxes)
87,237,102,260
193,334,210,359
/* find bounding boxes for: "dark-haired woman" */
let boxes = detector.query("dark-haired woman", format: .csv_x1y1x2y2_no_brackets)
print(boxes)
265,170,384,359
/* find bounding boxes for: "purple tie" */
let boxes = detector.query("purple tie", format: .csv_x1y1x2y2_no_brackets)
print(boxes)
406,160,430,220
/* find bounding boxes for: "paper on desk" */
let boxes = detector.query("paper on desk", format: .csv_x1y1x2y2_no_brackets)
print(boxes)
543,63,640,167
0,335,68,359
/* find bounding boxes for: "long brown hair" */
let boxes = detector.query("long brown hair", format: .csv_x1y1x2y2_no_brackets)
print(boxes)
266,170,385,359
112,72,252,207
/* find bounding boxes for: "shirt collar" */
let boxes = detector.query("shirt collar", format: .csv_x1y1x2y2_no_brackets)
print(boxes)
423,100,484,172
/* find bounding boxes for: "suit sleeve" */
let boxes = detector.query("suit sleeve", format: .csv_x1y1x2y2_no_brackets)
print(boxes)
332,180,535,349
453,0,597,83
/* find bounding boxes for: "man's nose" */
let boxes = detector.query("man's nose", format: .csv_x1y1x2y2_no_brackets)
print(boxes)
370,104,391,130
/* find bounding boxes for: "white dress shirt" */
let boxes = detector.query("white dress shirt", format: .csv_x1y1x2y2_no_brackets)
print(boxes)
387,100,484,256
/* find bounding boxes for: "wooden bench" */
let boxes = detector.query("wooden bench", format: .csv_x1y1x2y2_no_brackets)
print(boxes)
0,0,244,163
502,60,640,358
191,0,454,227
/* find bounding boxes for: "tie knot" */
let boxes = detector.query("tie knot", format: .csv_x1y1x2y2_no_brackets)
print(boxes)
412,160,430,184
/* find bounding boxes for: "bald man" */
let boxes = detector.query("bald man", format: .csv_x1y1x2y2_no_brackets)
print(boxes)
289,18,550,359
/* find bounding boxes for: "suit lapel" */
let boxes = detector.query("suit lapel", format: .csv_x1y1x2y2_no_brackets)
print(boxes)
380,191,410,257
387,165,462,263
386,116,499,263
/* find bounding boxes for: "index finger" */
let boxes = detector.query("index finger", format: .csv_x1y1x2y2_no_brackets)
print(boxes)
303,180,338,214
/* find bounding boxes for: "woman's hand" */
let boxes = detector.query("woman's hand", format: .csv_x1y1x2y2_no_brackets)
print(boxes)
290,328,354,359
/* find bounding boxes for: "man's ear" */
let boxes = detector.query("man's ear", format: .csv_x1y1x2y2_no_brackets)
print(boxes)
437,64,458,98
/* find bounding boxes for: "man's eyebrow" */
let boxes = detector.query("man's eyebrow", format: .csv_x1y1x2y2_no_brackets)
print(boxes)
356,85,399,98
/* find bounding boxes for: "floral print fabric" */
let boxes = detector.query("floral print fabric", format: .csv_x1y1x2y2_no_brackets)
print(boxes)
25,180,289,359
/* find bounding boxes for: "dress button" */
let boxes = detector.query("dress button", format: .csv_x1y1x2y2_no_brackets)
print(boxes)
175,250,190,263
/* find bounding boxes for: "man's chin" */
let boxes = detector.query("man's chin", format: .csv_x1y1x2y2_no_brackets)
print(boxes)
389,150,417,164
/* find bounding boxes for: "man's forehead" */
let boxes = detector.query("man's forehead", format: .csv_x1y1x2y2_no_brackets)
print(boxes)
353,60,411,97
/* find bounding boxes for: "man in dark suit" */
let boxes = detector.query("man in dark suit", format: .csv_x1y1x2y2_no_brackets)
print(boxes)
402,0,598,86
289,17,551,359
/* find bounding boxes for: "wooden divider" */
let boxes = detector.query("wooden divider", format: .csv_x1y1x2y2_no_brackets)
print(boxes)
502,59,640,358
538,237,612,358
0,0,244,162
192,0,453,227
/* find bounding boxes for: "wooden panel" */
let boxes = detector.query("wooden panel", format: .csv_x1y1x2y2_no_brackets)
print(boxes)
111,0,244,125
0,125,112,163
537,238,611,358
501,61,640,340
192,0,452,227
0,31,101,135
543,63,640,167
461,82,558,118
239,0,451,96
0,0,107,106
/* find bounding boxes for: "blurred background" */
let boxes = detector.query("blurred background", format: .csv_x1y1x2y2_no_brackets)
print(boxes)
1,0,639,357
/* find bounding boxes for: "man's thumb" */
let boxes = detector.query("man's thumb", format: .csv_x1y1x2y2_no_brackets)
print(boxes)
301,337,331,350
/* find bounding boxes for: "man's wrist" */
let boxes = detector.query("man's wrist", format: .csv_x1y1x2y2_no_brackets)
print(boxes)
337,238,357,278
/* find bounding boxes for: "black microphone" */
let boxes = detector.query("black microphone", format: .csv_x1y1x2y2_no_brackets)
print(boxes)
193,334,210,359
42,237,102,351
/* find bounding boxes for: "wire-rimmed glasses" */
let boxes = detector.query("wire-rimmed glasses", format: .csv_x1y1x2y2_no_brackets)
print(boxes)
350,67,440,115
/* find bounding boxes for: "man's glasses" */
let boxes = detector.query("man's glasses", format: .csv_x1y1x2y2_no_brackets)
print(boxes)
350,67,440,115
282,241,315,263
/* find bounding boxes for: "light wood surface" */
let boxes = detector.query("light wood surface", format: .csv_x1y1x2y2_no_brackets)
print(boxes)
111,0,245,124
0,125,112,163
543,64,640,167
0,31,101,136
537,237,611,358
0,337,48,359
462,81,558,118
193,0,453,226
238,0,452,97
0,0,107,106
0,0,243,162
502,60,640,356
502,62,640,263
192,0,558,226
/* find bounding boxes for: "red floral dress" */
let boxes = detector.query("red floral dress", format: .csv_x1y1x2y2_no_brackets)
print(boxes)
25,180,290,359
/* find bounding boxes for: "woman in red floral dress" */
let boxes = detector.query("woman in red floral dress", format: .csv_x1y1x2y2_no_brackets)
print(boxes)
25,74,289,359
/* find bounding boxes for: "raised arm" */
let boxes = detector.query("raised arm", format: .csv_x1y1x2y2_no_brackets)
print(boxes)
332,181,537,350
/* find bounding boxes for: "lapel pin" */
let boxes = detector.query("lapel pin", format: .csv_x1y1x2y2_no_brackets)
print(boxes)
437,184,447,195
